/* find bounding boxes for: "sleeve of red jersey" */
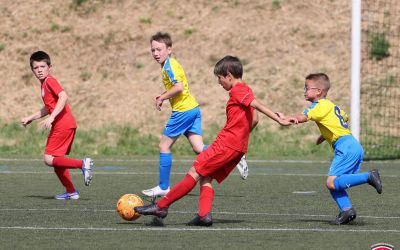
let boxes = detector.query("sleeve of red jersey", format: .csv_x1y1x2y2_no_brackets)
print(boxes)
45,77,64,96
232,85,255,107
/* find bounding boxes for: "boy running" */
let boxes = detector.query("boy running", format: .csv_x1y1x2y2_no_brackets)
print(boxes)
142,33,248,197
284,73,382,225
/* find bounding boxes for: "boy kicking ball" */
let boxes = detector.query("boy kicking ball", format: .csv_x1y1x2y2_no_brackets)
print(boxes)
135,56,293,226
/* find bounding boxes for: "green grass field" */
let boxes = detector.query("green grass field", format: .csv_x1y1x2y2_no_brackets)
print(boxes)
0,157,399,249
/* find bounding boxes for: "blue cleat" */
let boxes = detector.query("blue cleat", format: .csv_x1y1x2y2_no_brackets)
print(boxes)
55,191,80,200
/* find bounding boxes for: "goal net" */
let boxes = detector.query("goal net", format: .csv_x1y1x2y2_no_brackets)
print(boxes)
360,0,400,159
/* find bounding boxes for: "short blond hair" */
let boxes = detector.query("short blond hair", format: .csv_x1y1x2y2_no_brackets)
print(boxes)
306,73,330,91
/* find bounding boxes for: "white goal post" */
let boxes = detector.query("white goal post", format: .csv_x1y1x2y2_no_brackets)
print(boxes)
351,0,361,141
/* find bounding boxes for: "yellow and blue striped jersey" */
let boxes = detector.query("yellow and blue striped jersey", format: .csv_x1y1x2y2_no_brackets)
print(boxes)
303,99,351,146
162,57,198,112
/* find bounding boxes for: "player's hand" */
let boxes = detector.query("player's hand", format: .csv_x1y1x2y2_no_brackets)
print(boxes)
21,117,32,127
288,116,298,124
154,95,163,111
278,118,294,126
316,135,325,145
39,116,54,130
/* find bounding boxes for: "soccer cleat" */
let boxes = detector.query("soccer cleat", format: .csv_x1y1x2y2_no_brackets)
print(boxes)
134,204,168,219
82,158,93,186
332,208,357,225
368,169,382,194
187,213,213,227
142,185,170,197
55,191,80,200
236,155,248,180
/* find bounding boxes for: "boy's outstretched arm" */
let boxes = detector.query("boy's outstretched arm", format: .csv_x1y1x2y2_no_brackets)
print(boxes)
250,99,293,126
286,114,308,124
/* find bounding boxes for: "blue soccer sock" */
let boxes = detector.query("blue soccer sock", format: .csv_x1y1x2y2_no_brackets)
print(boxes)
159,153,172,190
333,172,369,191
329,189,352,212
202,144,209,151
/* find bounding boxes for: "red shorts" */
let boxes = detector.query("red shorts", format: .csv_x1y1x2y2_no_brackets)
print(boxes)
193,141,244,183
45,128,76,156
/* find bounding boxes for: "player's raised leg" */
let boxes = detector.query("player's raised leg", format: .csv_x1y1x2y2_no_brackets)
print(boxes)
236,109,258,180
236,155,248,180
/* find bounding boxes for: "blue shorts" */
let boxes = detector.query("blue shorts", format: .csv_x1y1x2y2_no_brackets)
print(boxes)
328,135,364,176
163,106,203,138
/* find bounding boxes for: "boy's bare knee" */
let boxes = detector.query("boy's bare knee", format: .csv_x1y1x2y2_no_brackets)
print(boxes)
326,176,336,190
188,167,201,182
43,155,53,166
192,145,203,154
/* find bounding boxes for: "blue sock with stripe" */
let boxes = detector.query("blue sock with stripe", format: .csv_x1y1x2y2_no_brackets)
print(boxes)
329,190,352,212
333,172,369,191
159,153,172,190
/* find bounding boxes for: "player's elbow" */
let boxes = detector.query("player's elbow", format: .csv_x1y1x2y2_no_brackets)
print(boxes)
58,91,68,101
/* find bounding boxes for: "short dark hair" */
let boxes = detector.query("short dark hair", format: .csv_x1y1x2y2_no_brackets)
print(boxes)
30,51,51,68
214,55,243,78
150,32,172,47
305,73,330,90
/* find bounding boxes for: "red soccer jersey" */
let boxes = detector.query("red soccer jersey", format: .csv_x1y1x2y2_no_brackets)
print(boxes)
215,82,254,152
41,75,77,129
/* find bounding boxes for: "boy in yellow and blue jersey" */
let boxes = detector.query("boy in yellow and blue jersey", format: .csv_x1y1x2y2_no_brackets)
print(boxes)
142,32,249,197
284,73,382,225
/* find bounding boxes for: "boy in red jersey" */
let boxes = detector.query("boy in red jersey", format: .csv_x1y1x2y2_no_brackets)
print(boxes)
21,51,93,200
135,55,295,226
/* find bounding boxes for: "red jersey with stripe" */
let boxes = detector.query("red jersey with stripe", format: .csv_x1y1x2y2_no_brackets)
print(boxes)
41,75,77,130
215,82,254,152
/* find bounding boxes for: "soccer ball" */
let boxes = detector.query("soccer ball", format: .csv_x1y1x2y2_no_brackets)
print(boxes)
116,194,144,221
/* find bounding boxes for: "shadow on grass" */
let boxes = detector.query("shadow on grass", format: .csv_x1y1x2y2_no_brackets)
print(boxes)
139,217,245,227
214,218,245,224
25,195,56,200
147,217,165,227
116,221,144,225
296,218,367,226
25,195,91,201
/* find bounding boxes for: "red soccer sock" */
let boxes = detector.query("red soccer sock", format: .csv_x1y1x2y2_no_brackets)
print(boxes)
158,174,197,209
198,186,214,217
53,156,83,168
54,168,76,193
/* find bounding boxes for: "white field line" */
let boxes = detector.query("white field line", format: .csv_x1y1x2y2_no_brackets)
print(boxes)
0,226,400,233
1,208,399,220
